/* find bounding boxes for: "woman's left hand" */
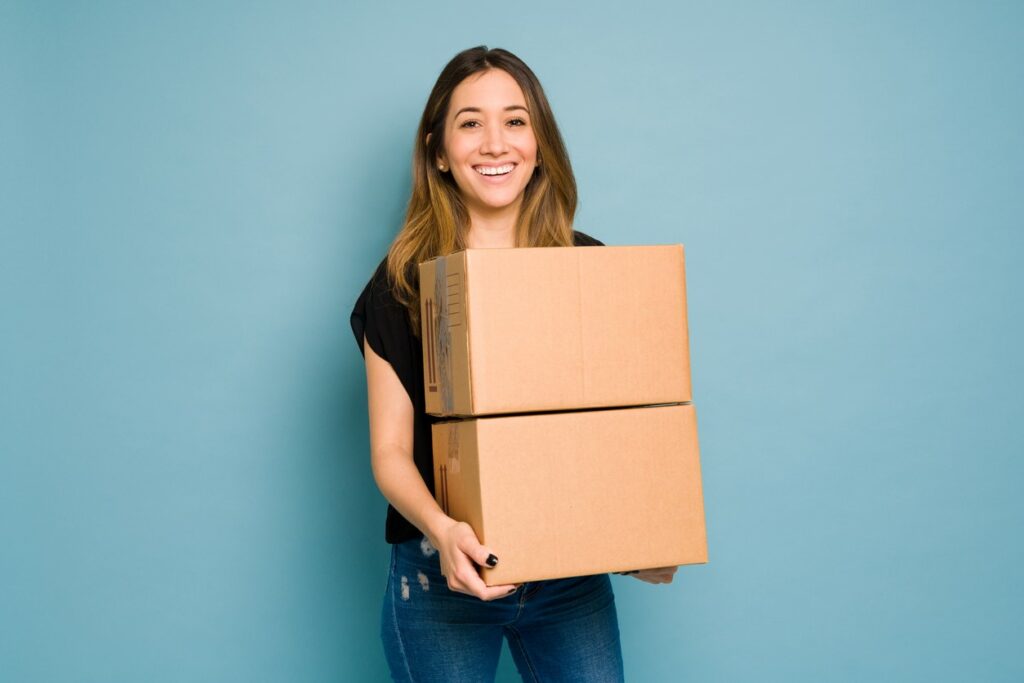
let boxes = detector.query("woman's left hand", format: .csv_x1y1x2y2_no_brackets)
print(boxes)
614,566,678,584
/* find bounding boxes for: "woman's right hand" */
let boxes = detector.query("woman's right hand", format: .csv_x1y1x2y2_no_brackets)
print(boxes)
432,519,519,601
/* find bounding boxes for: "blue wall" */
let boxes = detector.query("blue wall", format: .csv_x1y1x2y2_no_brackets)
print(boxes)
3,2,1022,681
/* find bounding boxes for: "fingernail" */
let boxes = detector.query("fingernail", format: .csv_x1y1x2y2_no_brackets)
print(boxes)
486,554,498,567
507,586,516,593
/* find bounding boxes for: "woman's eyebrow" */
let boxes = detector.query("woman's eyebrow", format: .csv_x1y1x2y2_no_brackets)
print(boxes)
453,105,530,117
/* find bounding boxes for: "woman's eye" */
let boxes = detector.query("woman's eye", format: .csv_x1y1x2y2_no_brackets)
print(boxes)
458,118,527,128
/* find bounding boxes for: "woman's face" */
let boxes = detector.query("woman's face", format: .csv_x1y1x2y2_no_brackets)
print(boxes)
439,69,539,222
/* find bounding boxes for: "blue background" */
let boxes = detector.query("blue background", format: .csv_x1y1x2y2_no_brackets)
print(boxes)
3,2,1022,681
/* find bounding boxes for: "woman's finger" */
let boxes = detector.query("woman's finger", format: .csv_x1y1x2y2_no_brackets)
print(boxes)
447,547,517,601
450,568,518,601
460,537,500,570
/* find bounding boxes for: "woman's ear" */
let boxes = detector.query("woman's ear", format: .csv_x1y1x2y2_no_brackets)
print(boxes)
426,132,448,172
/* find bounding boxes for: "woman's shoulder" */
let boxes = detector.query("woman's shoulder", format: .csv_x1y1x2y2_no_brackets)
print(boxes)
360,256,401,301
572,230,605,247
350,255,413,358
352,256,408,324
351,257,382,306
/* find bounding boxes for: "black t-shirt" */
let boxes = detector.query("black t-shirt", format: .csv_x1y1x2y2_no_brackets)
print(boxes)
350,230,605,543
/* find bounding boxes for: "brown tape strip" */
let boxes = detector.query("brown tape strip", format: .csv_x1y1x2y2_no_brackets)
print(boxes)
425,298,435,388
440,464,449,515
433,256,453,413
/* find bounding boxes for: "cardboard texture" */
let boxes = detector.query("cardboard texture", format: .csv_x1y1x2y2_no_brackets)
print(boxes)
432,404,707,585
419,245,691,417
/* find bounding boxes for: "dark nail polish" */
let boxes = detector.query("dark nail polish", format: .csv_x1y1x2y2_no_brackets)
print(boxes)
486,554,498,567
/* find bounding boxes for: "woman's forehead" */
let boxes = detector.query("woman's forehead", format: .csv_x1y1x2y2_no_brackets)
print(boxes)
449,70,528,113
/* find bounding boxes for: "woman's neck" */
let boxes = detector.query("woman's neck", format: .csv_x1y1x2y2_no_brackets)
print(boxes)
464,205,519,249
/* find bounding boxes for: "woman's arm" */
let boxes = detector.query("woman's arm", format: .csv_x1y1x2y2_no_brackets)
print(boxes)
363,334,518,601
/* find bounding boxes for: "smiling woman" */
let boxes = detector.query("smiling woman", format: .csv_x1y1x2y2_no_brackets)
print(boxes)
436,69,540,229
350,46,643,683
381,47,582,336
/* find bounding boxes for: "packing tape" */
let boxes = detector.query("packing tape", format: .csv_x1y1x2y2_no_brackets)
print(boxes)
433,256,454,414
439,464,448,515
448,420,460,474
438,421,459,516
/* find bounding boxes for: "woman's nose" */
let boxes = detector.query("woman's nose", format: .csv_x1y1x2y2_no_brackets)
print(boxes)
479,124,509,155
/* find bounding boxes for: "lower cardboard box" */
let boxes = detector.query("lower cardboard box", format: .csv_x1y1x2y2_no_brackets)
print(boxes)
432,403,707,585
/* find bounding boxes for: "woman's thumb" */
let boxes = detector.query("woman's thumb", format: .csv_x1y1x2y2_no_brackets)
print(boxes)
453,525,500,568
466,539,500,569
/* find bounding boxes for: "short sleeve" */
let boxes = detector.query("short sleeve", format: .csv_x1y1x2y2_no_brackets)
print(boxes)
349,259,416,398
573,230,605,246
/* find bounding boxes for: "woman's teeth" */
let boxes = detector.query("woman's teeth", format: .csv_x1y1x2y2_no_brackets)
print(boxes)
475,164,515,176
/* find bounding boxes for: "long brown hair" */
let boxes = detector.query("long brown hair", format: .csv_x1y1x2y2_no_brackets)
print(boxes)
385,46,578,336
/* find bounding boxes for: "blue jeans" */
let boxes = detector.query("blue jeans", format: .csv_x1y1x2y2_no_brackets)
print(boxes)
381,537,625,682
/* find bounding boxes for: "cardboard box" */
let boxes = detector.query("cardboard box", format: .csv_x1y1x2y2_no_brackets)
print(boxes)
432,403,707,585
419,245,691,416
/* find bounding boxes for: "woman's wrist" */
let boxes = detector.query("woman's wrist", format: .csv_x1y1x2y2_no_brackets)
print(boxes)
422,509,457,548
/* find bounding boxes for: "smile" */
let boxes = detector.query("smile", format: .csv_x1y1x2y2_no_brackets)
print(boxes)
474,163,516,176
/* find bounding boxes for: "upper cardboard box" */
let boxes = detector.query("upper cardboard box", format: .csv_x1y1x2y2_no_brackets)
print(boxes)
419,245,691,416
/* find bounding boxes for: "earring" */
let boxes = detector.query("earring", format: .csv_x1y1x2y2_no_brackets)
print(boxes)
438,163,447,172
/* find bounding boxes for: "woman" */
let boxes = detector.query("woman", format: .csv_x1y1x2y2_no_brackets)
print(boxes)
351,46,677,682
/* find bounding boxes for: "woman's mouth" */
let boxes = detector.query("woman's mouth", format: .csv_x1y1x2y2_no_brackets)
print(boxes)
474,163,516,177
